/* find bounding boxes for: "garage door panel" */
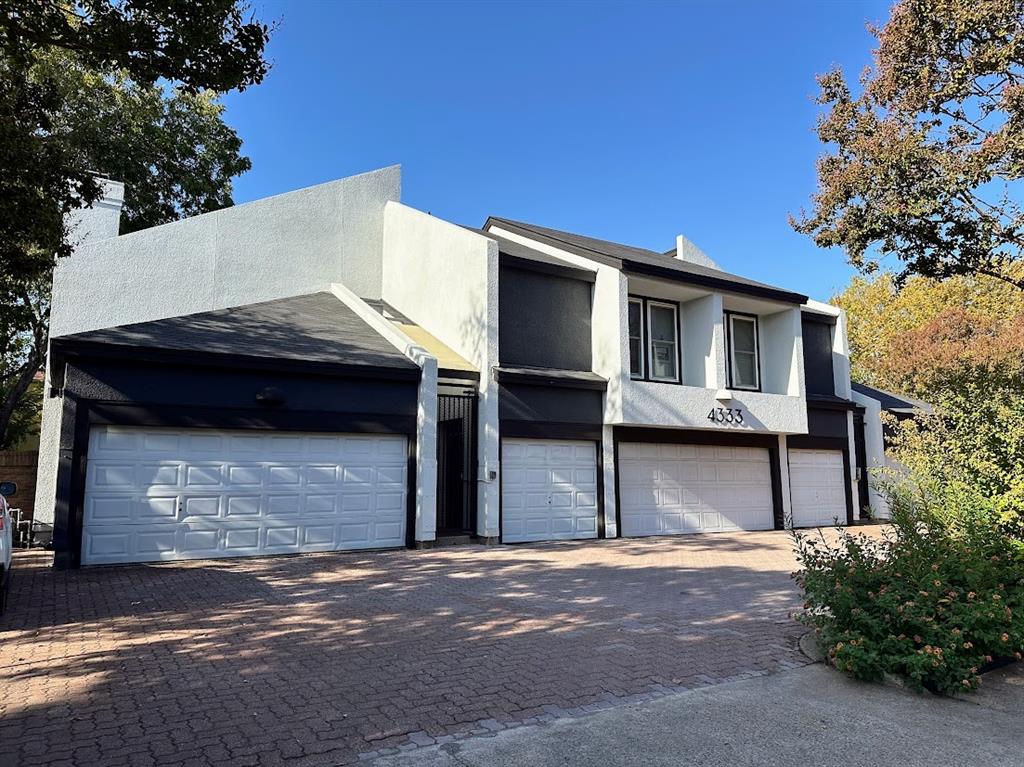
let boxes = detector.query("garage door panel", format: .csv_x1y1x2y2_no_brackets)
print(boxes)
501,439,599,544
226,464,261,486
619,442,774,537
789,449,847,528
185,496,220,517
82,427,408,565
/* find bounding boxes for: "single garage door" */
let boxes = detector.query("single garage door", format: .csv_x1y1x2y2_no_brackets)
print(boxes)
788,449,848,528
618,443,774,536
82,426,408,565
501,439,598,543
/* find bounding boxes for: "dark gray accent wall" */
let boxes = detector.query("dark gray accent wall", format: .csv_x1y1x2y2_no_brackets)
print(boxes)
801,319,836,397
499,383,603,425
806,406,849,440
499,264,592,371
68,359,418,418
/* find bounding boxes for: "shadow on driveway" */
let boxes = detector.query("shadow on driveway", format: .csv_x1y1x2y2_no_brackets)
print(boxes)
1,531,811,766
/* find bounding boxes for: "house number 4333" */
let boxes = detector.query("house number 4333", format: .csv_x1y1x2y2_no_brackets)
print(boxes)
707,407,744,425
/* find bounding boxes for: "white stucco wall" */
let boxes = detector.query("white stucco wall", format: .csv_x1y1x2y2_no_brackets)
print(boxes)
851,390,891,518
35,168,400,527
760,308,804,397
382,203,501,537
681,293,724,389
35,180,126,526
49,165,401,339
330,283,438,542
777,434,794,526
65,179,125,245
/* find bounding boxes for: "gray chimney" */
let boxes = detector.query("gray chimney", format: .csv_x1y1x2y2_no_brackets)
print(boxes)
66,178,125,245
674,233,721,270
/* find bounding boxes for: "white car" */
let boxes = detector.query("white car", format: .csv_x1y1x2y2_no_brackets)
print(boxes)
0,494,11,614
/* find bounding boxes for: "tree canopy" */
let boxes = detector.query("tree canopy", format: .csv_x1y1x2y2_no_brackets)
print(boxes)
0,1,271,447
0,0,270,91
833,268,1024,397
836,269,1024,534
793,0,1024,289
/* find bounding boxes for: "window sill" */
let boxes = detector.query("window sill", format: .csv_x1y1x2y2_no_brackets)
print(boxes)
630,376,683,386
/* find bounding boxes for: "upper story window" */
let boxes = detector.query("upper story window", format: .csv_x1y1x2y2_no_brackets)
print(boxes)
628,298,644,378
648,301,679,382
628,296,680,383
726,312,760,391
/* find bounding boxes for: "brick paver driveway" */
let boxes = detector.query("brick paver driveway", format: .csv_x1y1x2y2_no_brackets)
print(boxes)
1,532,813,766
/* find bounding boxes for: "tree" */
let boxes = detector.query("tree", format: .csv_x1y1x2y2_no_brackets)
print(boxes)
0,1,271,446
0,0,270,92
793,0,1024,290
833,269,1024,394
835,269,1024,540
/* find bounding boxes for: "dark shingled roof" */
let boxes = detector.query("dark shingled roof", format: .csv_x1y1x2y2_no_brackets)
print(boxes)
852,382,934,415
52,292,418,374
484,216,807,304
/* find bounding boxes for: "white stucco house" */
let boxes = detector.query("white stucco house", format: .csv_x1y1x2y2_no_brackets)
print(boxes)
35,165,891,568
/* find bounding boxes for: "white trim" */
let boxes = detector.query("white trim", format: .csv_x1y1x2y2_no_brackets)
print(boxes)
727,313,760,391
646,300,680,383
330,282,438,542
627,296,645,379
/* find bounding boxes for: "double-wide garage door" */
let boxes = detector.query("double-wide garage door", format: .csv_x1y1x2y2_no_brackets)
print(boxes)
501,439,599,543
618,443,775,536
82,426,408,565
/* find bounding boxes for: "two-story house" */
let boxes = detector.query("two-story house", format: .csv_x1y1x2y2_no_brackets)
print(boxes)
35,166,888,568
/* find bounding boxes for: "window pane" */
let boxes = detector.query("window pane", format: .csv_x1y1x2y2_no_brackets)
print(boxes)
734,351,757,388
650,305,676,342
652,342,677,380
628,301,642,340
732,317,756,354
629,338,643,376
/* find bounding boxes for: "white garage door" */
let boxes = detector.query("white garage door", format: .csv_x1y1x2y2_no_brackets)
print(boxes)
618,443,774,536
788,449,848,528
501,439,598,543
82,426,408,565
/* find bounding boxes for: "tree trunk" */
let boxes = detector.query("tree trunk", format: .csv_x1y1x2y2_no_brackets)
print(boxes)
0,350,43,448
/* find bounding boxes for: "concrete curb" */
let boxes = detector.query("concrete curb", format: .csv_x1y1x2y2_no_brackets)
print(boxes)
798,630,825,663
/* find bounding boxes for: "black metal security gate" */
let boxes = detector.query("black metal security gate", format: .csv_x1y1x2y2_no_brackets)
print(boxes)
853,411,870,518
437,388,478,535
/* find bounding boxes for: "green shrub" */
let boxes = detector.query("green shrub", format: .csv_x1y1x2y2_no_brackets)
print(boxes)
793,485,1024,695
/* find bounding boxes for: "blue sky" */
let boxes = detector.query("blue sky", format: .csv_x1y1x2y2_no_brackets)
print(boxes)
225,0,892,299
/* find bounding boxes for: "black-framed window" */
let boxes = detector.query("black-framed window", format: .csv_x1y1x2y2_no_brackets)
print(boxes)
726,311,760,391
627,296,681,384
628,298,644,378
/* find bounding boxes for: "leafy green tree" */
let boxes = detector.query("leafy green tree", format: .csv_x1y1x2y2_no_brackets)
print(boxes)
0,0,270,93
834,269,1024,539
0,1,271,446
793,0,1024,290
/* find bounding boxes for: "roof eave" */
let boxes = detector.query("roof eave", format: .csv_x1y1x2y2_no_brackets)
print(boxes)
486,217,809,305
622,262,808,304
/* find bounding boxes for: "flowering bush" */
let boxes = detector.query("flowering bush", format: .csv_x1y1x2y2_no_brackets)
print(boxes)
793,485,1024,695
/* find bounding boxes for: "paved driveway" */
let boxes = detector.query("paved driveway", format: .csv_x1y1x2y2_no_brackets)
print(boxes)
1,532,812,766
